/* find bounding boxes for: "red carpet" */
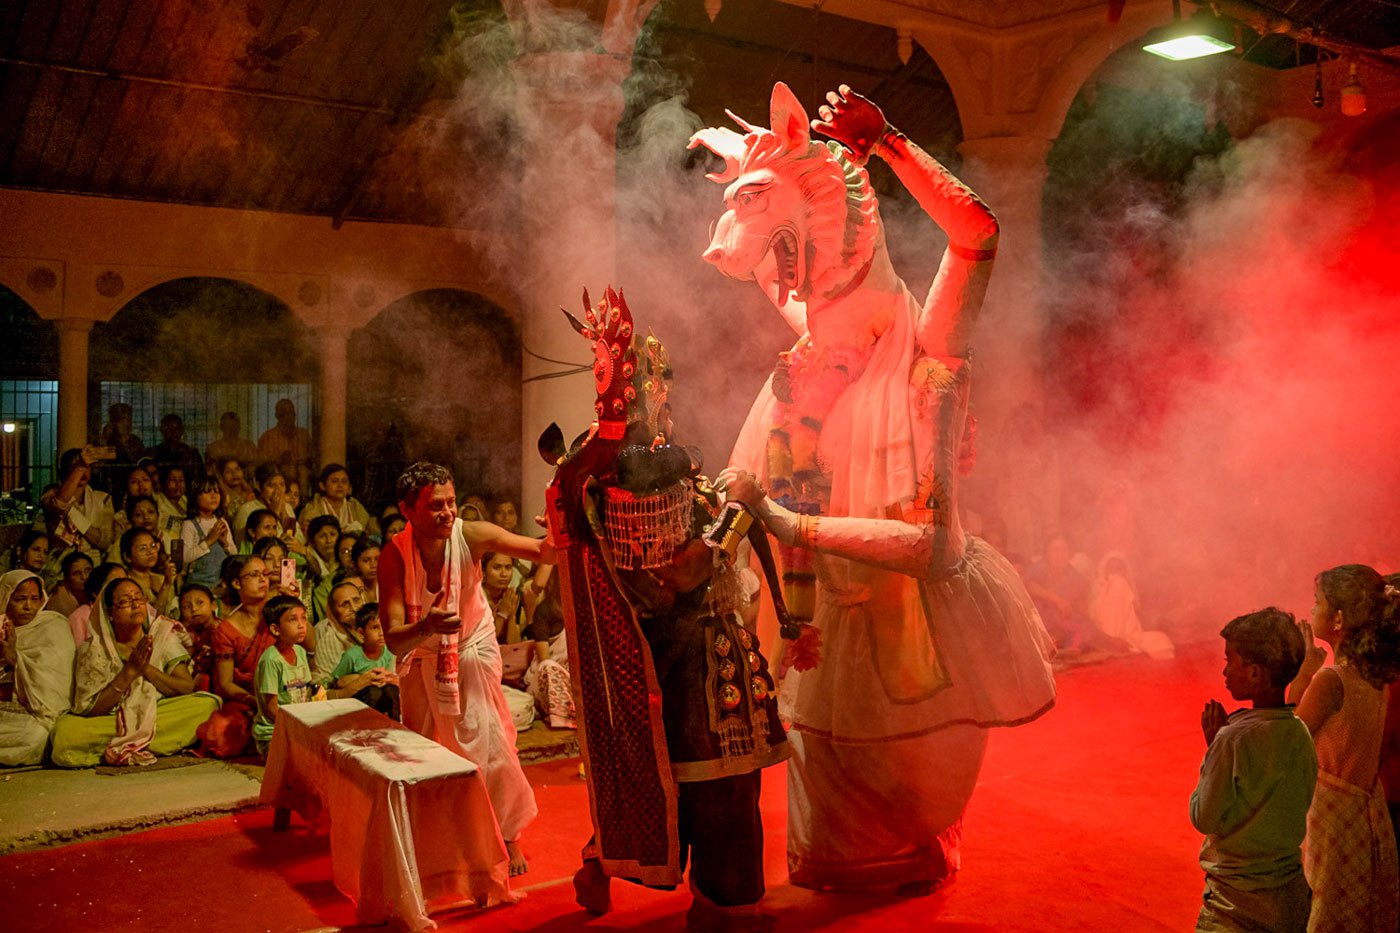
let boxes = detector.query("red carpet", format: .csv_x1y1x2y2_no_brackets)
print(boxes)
1,644,1222,931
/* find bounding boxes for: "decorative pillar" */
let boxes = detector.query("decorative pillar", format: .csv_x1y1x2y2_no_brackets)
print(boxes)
955,134,1053,428
512,50,633,520
317,325,349,466
57,317,94,453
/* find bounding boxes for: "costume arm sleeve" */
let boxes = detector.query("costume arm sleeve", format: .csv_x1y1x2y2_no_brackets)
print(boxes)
808,515,936,579
876,132,999,359
756,498,935,578
1189,733,1237,834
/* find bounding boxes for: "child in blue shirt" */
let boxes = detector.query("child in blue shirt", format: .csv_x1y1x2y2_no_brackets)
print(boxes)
253,595,315,755
1191,607,1317,932
329,602,400,721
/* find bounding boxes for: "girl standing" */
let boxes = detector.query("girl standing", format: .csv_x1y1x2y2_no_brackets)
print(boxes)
1291,563,1400,931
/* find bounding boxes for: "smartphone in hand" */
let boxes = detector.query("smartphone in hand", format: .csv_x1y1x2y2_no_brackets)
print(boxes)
281,557,297,585
170,539,185,572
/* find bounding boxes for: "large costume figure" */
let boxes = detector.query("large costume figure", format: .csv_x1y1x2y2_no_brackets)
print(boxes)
543,289,791,929
691,84,1056,891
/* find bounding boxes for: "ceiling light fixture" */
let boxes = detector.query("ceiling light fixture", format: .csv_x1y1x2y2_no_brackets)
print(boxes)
1143,0,1236,61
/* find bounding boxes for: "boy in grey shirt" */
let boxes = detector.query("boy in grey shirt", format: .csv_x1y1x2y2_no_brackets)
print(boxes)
1192,607,1317,932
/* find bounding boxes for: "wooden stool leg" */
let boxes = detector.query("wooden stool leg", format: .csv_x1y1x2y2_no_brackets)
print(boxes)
273,807,292,832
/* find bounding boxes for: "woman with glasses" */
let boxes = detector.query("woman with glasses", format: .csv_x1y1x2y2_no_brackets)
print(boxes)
51,578,219,767
211,555,275,709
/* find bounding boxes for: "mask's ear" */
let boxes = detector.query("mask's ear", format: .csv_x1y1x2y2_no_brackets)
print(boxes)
769,82,811,150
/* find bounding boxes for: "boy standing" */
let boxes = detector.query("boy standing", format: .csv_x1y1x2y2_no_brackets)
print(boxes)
1192,607,1317,932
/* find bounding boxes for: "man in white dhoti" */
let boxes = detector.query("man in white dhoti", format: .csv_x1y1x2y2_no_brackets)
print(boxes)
380,462,554,876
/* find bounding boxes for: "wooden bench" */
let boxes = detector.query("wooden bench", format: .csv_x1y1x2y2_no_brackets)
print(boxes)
260,699,515,931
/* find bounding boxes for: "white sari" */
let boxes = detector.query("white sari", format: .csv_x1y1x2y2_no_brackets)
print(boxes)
72,582,189,765
0,570,76,766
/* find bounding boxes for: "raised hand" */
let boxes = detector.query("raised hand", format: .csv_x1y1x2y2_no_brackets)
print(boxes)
810,84,888,165
423,605,462,636
1298,620,1327,676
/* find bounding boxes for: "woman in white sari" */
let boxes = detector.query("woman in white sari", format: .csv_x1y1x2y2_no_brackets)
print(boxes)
51,578,219,767
0,570,76,766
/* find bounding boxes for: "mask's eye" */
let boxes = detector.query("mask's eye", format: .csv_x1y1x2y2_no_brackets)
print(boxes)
736,187,767,208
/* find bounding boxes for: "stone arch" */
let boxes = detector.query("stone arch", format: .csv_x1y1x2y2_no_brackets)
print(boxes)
90,276,321,459
0,286,60,494
347,288,522,509
912,2,1178,142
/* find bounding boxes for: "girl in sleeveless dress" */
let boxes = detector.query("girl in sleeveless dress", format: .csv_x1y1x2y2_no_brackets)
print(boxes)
1290,563,1400,932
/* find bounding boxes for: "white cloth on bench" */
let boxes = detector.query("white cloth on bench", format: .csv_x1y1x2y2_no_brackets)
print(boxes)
260,698,515,930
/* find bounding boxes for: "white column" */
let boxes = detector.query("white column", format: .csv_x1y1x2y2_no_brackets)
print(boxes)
512,51,632,521
317,325,349,467
57,317,94,453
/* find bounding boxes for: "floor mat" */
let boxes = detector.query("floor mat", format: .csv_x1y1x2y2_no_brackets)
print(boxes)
0,759,263,854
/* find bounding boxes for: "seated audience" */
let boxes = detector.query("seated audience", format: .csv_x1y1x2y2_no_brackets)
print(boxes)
154,465,187,539
205,411,260,470
252,595,315,756
376,503,403,536
285,478,303,518
301,463,370,537
490,498,520,534
250,537,308,637
304,515,342,623
1024,532,1126,653
177,583,220,694
1090,552,1174,659
0,570,76,766
1191,607,1314,933
119,528,177,616
216,457,255,518
42,447,115,561
5,530,52,584
328,602,400,720
46,550,93,619
519,568,575,730
180,475,235,589
312,580,364,681
233,463,296,546
146,413,203,484
107,494,167,563
112,468,156,540
68,562,129,646
483,552,574,730
52,578,219,767
347,537,380,601
1289,563,1400,930
460,493,488,523
379,510,407,544
211,555,275,710
239,509,281,555
336,530,362,574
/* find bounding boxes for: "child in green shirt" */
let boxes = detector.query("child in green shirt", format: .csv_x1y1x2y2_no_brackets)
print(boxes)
329,602,399,721
253,595,315,755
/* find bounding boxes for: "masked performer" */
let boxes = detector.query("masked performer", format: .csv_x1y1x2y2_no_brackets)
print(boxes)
690,84,1056,893
544,289,791,931
379,461,552,877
